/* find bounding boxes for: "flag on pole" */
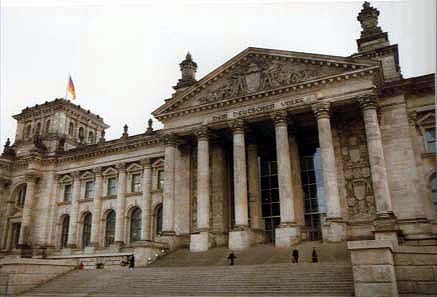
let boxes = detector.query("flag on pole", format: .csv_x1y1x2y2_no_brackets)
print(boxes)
67,75,76,100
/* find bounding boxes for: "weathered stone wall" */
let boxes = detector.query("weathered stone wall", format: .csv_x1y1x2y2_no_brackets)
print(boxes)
0,258,76,296
394,246,437,295
380,95,426,235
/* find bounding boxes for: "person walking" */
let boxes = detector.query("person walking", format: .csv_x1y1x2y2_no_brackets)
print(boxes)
312,247,319,263
291,249,299,263
128,255,135,269
227,252,237,266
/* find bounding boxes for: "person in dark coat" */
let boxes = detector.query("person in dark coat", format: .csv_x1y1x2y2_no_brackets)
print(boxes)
227,252,237,266
291,249,299,263
312,247,319,263
128,255,135,269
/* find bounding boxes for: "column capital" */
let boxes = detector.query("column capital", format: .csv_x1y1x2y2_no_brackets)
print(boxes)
271,111,289,126
163,133,178,146
55,174,62,182
141,158,151,168
93,166,103,176
116,162,127,172
358,94,378,111
25,172,38,184
312,102,331,120
194,125,210,141
228,119,245,134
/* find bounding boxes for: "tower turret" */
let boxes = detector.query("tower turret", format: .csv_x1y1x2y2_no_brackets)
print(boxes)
173,52,198,91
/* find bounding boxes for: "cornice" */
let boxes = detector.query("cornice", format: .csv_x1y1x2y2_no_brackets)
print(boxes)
155,66,380,122
153,47,380,119
381,73,435,98
13,98,109,128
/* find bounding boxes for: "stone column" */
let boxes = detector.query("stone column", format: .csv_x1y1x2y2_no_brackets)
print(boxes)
89,167,103,247
18,173,37,249
114,163,127,246
67,171,80,248
47,175,61,247
272,111,300,247
190,126,210,252
247,134,263,231
359,95,398,242
41,170,56,247
162,134,177,235
312,102,345,242
228,119,251,250
0,178,11,249
141,158,152,241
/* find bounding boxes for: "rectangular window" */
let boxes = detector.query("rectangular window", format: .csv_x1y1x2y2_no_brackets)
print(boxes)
131,174,141,192
84,181,94,199
425,128,436,153
107,177,116,196
64,184,72,202
157,170,164,190
11,223,21,249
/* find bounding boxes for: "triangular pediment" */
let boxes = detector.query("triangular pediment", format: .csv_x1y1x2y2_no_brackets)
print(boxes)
153,47,381,120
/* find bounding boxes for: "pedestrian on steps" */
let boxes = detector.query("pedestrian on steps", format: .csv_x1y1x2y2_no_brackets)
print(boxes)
227,252,237,266
312,247,319,263
128,255,135,269
291,249,299,263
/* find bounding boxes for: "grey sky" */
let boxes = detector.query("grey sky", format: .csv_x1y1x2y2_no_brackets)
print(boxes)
1,0,435,146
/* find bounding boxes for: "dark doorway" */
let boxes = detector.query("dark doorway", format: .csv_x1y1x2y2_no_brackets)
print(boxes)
299,132,325,241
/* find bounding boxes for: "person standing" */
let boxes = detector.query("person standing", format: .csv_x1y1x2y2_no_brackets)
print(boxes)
291,249,299,263
312,247,319,263
227,252,237,266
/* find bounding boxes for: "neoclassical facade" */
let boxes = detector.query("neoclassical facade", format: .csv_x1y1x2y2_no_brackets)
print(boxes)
0,2,435,262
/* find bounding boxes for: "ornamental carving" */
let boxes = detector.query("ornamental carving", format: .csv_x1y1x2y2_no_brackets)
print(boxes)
195,55,339,106
337,116,376,221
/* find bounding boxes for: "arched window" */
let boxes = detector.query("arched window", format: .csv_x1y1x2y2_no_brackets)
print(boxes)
130,207,142,242
68,122,74,136
45,120,51,135
78,127,84,141
88,131,94,144
60,215,70,249
81,212,92,248
25,125,31,138
105,210,116,247
16,184,27,208
35,122,41,135
432,175,437,220
155,204,163,236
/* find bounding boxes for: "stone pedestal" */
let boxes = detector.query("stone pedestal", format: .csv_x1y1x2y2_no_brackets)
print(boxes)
190,231,209,252
348,240,399,297
229,229,255,251
323,219,346,242
275,225,300,247
374,213,399,245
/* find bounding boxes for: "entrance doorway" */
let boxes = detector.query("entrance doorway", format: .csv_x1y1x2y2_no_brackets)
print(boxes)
299,134,325,241
260,159,280,243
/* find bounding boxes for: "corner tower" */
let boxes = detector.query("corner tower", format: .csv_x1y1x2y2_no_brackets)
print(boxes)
11,98,109,156
353,1,402,82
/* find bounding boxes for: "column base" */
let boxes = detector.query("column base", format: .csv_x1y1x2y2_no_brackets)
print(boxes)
84,246,96,254
88,242,100,248
374,212,399,245
275,224,300,248
109,241,124,252
229,228,255,251
190,231,210,252
322,218,346,242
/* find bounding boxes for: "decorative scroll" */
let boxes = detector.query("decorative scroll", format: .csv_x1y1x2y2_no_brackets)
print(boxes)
337,117,376,221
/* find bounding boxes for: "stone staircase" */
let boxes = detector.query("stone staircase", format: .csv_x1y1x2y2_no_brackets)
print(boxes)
19,243,354,297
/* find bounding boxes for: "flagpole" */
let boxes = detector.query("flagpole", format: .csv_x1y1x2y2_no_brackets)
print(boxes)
65,73,69,100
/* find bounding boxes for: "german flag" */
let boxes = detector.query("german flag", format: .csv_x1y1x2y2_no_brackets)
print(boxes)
67,75,76,100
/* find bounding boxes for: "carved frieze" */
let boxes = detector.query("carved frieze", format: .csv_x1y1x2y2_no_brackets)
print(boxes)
337,116,376,221
195,55,340,106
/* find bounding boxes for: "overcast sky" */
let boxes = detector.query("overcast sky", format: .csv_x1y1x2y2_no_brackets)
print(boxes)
0,0,435,146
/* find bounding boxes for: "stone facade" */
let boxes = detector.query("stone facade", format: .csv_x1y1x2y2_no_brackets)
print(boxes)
0,3,435,284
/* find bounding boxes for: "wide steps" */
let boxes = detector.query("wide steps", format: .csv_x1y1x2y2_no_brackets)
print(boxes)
20,263,354,297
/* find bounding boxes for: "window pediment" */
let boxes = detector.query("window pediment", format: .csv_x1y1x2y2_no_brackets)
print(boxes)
80,171,94,180
127,163,142,172
103,167,117,176
60,175,73,184
152,158,164,168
